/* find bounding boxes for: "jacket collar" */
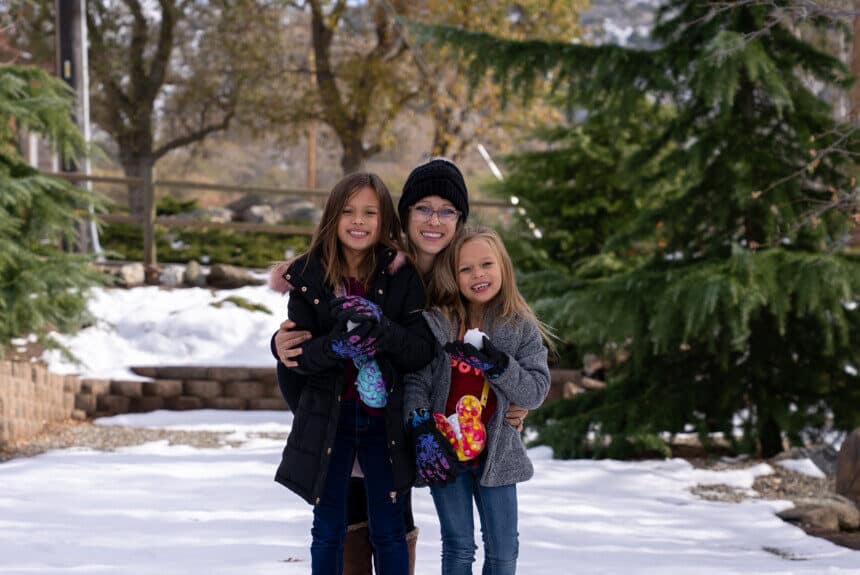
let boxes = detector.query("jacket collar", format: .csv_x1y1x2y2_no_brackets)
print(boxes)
268,244,408,294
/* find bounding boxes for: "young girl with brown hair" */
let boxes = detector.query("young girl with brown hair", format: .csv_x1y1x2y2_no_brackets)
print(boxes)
270,172,434,574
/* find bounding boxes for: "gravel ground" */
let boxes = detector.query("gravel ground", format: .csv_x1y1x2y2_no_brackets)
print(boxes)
0,419,285,462
689,456,860,551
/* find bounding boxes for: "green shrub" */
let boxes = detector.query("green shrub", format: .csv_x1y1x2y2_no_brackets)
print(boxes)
99,222,308,268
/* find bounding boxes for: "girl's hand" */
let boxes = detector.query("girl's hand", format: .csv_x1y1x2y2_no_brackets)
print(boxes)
444,337,509,379
505,403,529,432
330,295,382,324
409,408,459,486
327,320,379,360
275,320,312,367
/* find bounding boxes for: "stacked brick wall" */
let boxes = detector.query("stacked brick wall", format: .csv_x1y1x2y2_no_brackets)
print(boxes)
0,361,83,446
77,366,285,418
2,361,579,448
0,363,285,448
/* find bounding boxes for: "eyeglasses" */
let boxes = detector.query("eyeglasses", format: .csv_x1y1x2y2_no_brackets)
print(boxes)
410,205,461,223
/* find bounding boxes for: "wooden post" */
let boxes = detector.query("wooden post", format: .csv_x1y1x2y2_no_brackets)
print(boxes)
852,6,860,120
142,172,158,283
306,45,317,189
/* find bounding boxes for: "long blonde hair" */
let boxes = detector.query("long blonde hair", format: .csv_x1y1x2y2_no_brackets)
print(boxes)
306,173,401,289
435,226,556,348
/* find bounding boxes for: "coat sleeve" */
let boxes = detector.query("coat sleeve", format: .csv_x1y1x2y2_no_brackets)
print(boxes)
402,352,442,423
271,330,306,409
488,319,550,410
378,265,435,374
290,290,342,375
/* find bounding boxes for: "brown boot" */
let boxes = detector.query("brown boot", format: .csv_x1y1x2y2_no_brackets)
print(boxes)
343,521,373,575
407,526,419,575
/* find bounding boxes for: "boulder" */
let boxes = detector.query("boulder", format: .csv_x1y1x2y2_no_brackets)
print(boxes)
184,260,205,287
174,207,233,223
207,264,265,289
778,505,840,532
160,265,185,287
836,428,860,507
241,204,280,225
117,263,145,287
276,198,322,223
793,496,860,531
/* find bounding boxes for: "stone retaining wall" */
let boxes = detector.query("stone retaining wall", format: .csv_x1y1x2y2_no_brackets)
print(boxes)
0,362,286,448
0,361,83,446
2,361,580,448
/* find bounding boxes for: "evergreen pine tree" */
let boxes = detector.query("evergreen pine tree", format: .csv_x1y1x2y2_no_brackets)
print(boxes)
427,3,860,457
0,65,105,350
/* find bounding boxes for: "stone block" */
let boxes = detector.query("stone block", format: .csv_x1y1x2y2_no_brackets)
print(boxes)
208,367,251,383
143,380,183,398
204,397,247,410
184,380,223,399
224,381,265,400
31,365,47,387
71,409,87,421
12,362,31,379
130,366,159,378
97,394,131,414
266,383,282,398
75,393,97,414
165,396,203,411
81,379,111,395
63,392,75,412
130,396,165,413
111,380,144,398
836,428,860,507
48,373,65,389
247,398,287,411
250,368,277,386
63,376,82,394
155,366,210,380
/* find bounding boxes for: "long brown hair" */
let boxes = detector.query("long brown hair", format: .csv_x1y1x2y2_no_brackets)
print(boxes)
435,226,556,348
306,173,401,289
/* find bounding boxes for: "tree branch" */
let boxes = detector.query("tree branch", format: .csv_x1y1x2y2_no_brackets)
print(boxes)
152,110,235,160
144,0,178,103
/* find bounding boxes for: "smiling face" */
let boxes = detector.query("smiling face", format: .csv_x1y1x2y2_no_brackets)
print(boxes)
337,186,380,258
407,195,460,262
457,237,503,312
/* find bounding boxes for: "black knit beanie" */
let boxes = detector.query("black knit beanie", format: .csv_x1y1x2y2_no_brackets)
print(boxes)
398,159,469,224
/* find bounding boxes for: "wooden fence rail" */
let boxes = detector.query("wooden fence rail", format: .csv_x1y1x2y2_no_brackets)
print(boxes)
49,172,512,279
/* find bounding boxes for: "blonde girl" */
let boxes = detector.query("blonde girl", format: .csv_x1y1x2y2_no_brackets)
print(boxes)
404,225,551,575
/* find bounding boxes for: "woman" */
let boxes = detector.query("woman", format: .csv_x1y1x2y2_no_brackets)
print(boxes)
271,159,529,574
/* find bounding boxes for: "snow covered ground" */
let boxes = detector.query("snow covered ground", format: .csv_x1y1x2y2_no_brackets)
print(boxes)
13,285,856,573
42,284,286,380
0,409,858,575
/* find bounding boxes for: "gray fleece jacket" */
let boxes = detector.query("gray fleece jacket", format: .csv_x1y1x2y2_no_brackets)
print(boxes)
404,309,550,488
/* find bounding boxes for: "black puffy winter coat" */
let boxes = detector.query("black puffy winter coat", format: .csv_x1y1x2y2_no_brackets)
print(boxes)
272,246,434,505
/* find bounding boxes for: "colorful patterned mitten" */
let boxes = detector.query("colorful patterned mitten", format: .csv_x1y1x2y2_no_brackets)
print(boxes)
354,355,387,408
444,338,509,380
328,321,378,360
433,395,487,461
330,295,382,324
409,408,458,485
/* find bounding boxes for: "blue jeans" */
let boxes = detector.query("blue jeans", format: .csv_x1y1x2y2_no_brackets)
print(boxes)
311,401,408,575
430,460,519,575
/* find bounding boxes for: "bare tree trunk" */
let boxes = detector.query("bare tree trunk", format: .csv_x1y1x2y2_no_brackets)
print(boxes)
340,139,366,174
121,154,154,216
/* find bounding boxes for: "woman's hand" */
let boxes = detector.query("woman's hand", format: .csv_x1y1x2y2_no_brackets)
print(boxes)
274,320,312,367
505,403,529,432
